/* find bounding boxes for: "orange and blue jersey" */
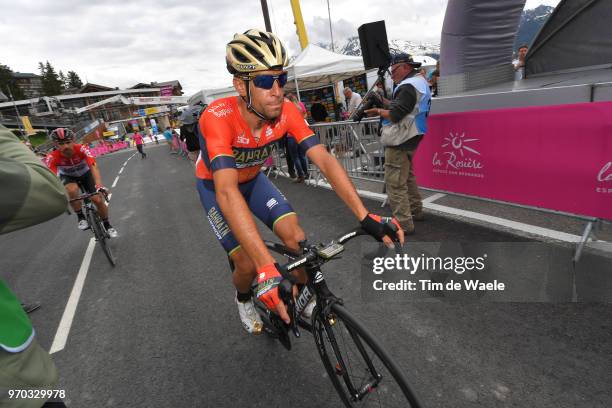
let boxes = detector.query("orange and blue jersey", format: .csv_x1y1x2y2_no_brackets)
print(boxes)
196,96,319,184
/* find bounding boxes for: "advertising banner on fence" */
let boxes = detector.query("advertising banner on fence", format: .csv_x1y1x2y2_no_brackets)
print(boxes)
413,101,612,220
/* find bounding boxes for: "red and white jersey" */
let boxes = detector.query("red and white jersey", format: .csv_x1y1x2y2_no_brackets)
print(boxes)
46,144,96,177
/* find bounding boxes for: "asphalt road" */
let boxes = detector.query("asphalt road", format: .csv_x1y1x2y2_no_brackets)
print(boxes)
1,143,610,407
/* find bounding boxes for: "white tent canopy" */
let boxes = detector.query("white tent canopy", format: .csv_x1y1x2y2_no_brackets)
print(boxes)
188,85,237,106
188,47,438,107
412,55,437,68
189,44,372,106
286,44,366,92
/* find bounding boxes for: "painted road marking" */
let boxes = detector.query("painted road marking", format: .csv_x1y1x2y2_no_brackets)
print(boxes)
423,193,446,204
50,151,132,353
50,238,96,354
304,178,602,244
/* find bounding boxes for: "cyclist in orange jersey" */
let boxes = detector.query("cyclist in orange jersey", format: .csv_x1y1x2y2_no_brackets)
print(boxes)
196,29,403,333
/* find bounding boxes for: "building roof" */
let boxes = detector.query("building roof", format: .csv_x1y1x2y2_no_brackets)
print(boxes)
12,72,40,79
79,83,115,93
0,87,161,109
153,80,182,89
130,83,154,89
130,80,182,90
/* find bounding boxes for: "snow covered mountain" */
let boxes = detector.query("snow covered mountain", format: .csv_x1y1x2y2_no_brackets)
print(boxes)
320,36,440,59
514,5,555,50
317,4,554,59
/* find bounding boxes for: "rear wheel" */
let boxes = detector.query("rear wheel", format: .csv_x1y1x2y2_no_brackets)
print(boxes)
89,210,116,267
313,303,421,407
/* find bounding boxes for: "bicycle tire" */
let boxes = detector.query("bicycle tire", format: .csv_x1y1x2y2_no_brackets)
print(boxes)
89,211,116,267
313,303,421,407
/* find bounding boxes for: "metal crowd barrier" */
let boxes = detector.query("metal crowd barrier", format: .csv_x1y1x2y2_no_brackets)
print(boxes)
265,118,387,186
309,118,385,181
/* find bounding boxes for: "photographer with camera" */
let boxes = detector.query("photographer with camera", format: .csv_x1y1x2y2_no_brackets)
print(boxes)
365,53,431,235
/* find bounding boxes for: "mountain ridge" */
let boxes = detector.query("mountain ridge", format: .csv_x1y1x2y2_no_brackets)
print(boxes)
316,4,554,58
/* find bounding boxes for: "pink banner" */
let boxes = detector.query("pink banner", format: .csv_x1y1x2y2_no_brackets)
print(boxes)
160,86,173,96
90,142,129,157
413,101,612,220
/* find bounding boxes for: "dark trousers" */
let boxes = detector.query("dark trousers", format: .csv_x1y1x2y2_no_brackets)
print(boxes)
287,137,308,177
283,138,296,176
136,144,146,158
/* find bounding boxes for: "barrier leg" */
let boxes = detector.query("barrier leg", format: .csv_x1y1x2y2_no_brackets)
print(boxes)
381,184,387,208
573,220,596,263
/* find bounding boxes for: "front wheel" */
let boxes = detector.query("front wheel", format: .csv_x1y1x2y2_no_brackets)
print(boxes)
89,211,116,267
313,303,422,407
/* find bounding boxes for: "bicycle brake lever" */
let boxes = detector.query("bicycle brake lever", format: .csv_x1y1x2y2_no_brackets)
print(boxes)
278,279,299,337
382,222,404,254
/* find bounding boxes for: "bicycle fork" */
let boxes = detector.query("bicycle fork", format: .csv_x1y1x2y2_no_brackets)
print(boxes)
322,314,384,401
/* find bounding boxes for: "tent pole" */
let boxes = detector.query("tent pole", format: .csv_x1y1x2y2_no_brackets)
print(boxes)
330,75,340,121
294,75,301,101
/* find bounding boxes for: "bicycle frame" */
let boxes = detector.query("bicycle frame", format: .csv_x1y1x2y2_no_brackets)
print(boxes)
68,189,116,266
69,190,106,222
262,228,375,337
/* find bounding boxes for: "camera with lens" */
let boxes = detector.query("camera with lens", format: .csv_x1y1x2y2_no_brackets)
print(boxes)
351,90,384,122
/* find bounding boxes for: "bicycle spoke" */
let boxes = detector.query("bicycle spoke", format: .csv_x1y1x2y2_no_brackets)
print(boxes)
313,305,420,407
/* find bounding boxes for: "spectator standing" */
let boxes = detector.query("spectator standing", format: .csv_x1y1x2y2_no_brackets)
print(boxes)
133,131,147,159
429,61,440,97
286,93,309,183
343,87,363,118
179,103,206,163
514,45,528,81
287,92,307,117
310,97,328,123
163,126,176,154
175,129,189,159
365,53,431,234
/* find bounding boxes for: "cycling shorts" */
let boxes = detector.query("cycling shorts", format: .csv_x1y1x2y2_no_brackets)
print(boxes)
60,170,96,194
196,172,295,255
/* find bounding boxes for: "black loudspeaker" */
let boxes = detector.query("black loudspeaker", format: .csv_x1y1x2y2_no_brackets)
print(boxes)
358,21,391,70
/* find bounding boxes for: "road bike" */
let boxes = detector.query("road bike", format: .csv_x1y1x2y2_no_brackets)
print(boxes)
247,226,423,407
69,189,116,267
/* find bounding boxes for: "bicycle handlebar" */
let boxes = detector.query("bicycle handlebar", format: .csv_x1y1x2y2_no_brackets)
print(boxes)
272,222,402,337
68,189,109,203
280,223,402,276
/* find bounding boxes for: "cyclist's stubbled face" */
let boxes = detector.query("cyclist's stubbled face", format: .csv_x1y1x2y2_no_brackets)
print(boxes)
57,141,74,156
246,69,285,119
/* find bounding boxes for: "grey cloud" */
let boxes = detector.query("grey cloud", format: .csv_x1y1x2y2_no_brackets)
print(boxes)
309,17,358,45
0,0,454,95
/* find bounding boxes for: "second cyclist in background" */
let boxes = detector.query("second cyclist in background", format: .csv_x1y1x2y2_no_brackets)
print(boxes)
46,128,118,238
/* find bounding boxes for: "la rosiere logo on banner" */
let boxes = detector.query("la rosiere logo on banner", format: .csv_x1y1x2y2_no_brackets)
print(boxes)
432,131,484,178
596,161,612,194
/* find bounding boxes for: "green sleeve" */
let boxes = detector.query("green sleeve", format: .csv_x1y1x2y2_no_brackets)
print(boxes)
0,125,68,235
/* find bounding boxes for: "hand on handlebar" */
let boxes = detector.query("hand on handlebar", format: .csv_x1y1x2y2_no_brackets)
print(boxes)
255,263,291,324
360,213,405,247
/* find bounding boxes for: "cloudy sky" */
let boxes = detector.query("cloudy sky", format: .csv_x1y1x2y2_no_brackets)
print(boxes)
0,0,559,96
